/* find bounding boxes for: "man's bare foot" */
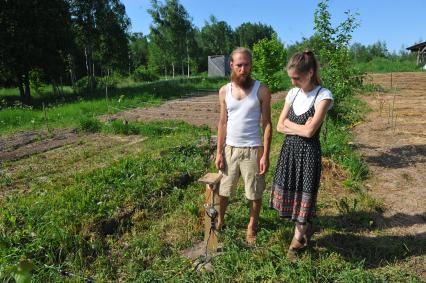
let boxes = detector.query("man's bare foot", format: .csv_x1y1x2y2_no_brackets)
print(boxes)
246,225,257,246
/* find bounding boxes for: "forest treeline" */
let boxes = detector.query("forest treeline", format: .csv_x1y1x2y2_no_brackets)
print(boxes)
0,0,416,105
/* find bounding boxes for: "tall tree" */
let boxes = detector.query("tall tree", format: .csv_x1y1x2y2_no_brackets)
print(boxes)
69,0,130,80
148,0,197,77
0,0,73,104
235,22,275,49
198,15,235,55
313,0,361,121
196,15,235,71
129,32,149,72
286,34,323,59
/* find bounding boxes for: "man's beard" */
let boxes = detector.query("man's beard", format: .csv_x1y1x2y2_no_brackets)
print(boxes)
231,71,253,89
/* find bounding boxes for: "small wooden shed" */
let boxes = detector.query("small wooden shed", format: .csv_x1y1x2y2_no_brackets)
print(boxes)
208,55,230,77
406,41,426,66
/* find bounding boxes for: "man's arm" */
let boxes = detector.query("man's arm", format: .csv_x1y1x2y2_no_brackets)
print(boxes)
258,84,272,175
215,85,227,170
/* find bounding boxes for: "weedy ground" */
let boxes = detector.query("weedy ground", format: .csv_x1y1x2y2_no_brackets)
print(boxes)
0,74,424,282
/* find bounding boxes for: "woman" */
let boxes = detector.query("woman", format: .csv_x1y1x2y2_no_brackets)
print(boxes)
269,51,333,261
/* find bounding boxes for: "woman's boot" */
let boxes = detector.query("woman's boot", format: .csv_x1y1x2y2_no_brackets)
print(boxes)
287,237,305,262
303,222,314,247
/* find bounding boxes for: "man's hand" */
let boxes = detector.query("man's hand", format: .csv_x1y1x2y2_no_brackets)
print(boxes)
215,153,224,170
258,155,269,175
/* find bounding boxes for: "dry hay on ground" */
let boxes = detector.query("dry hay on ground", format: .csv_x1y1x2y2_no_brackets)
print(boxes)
353,72,426,238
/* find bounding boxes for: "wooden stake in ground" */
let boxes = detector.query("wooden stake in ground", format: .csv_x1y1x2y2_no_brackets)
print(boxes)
198,172,222,252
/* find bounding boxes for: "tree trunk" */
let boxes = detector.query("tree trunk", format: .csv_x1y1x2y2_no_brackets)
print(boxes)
22,72,32,105
187,60,190,78
17,74,25,102
84,46,90,77
181,61,184,76
52,79,61,96
128,52,131,76
172,63,175,78
52,79,57,95
68,54,75,88
69,69,74,87
186,40,190,78
60,76,63,94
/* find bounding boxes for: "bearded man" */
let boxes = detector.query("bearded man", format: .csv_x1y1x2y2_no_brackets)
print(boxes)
215,47,272,245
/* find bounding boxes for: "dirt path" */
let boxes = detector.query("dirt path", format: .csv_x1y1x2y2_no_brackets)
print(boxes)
99,91,286,129
353,72,426,237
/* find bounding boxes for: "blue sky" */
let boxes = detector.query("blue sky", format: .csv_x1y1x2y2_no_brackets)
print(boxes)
121,0,425,53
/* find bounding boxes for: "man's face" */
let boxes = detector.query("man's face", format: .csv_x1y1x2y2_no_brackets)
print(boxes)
230,52,252,88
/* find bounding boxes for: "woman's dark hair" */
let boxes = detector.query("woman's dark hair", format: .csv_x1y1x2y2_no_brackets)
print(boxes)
287,50,321,85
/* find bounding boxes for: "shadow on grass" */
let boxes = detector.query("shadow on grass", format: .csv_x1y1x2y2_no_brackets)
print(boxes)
254,202,425,268
315,231,425,268
314,210,426,268
318,211,426,232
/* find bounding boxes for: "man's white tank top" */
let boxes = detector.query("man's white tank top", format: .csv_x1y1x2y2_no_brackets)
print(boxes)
225,80,262,147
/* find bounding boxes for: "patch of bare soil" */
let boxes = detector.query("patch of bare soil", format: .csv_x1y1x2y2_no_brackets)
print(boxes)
0,132,146,196
98,91,287,129
0,128,80,161
353,72,426,238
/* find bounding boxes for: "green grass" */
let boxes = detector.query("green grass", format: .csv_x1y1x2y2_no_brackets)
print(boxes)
0,76,228,135
1,77,424,282
0,121,212,281
354,57,421,73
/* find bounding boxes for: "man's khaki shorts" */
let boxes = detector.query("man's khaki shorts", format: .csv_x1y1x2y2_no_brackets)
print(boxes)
219,145,266,200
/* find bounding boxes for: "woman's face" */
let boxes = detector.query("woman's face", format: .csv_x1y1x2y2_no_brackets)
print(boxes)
287,68,313,90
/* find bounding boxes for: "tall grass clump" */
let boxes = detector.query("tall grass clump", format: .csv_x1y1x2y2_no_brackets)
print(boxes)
79,116,102,133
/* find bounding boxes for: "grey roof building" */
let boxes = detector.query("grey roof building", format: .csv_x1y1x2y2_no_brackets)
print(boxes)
406,41,426,66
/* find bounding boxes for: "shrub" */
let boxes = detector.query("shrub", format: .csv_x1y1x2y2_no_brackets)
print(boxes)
252,33,286,92
109,120,140,135
314,0,363,121
29,68,47,95
79,117,102,133
98,75,118,90
133,66,159,82
73,76,97,93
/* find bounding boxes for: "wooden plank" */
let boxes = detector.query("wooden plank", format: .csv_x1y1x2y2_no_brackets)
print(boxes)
204,183,220,251
199,172,222,252
198,172,222,185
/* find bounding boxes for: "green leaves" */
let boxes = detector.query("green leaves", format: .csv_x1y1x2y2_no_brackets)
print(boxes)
235,22,275,49
0,259,34,283
252,33,286,92
313,0,362,121
148,0,197,76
